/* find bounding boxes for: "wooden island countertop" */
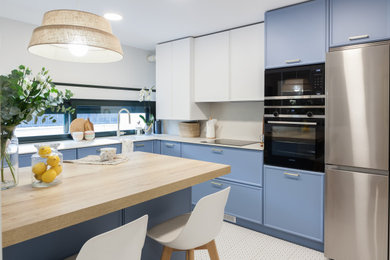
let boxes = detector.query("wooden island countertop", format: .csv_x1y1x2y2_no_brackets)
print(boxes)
2,152,230,248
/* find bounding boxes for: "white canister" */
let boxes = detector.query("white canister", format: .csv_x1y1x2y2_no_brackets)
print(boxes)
206,118,217,139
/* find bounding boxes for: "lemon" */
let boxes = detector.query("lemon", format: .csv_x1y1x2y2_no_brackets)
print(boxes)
51,165,63,175
41,169,57,183
38,146,52,158
32,162,47,175
34,174,42,181
47,155,60,167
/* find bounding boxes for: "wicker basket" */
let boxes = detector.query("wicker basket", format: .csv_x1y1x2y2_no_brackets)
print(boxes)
179,122,200,137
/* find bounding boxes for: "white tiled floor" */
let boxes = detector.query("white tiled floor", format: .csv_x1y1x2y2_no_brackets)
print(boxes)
195,222,327,260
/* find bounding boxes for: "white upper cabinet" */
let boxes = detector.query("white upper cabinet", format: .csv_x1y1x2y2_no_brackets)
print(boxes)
156,38,209,120
230,23,264,101
194,24,265,102
194,31,230,102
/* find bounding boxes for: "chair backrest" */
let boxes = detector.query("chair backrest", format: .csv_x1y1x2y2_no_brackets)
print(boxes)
169,187,230,250
77,215,148,260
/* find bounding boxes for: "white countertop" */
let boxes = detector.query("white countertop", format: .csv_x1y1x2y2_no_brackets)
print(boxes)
19,134,264,154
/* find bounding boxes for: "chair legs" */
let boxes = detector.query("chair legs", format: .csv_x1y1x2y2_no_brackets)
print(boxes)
161,246,173,260
161,240,219,260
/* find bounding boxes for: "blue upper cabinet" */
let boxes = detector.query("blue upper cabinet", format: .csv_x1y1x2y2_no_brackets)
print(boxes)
329,0,390,47
265,0,327,69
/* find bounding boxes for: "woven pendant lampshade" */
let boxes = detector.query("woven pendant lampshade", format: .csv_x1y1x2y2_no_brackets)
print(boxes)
28,10,123,63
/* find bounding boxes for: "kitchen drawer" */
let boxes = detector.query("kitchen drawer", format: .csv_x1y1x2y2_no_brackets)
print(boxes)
181,143,263,186
19,153,34,168
192,179,263,224
60,149,77,160
77,144,122,159
19,149,77,167
133,141,154,153
161,141,181,157
264,165,324,242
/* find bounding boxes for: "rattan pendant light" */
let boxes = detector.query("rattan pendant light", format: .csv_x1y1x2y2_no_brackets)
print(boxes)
28,10,123,63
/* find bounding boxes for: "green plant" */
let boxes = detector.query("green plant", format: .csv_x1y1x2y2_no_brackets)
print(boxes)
139,114,154,126
0,65,74,184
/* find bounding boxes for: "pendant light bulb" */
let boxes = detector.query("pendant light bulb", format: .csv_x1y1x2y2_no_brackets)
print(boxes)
68,44,89,57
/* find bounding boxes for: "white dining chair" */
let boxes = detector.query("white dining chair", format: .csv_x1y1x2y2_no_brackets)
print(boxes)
64,214,148,260
147,187,231,260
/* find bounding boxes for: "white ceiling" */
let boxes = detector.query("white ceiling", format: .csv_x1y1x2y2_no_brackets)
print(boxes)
0,0,307,51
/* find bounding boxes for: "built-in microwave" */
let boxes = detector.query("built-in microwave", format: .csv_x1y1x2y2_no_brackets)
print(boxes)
265,63,325,98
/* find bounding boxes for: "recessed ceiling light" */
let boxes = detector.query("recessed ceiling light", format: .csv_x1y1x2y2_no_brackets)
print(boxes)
104,13,123,21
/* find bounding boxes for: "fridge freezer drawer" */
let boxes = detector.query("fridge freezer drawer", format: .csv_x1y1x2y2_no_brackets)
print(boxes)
325,168,388,260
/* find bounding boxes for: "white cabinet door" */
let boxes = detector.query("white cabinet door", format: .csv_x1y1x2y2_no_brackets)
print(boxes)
156,43,172,120
230,23,264,101
194,31,230,102
171,39,191,119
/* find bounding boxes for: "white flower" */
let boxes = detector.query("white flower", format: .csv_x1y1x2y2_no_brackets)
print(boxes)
36,73,47,83
49,92,58,99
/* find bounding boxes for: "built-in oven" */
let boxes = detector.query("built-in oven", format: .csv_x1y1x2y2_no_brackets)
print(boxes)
264,63,325,172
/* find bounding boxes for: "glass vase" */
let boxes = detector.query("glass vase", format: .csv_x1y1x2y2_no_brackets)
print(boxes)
144,124,153,135
0,126,19,190
32,143,63,188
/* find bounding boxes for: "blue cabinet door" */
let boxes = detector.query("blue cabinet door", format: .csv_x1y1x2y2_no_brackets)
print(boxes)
181,143,263,186
153,140,161,154
265,0,326,68
77,144,122,159
19,149,77,167
161,141,181,157
264,165,324,242
192,179,263,224
133,141,154,153
330,0,390,47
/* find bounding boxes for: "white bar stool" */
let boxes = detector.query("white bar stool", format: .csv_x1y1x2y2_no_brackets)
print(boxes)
64,214,148,260
147,187,231,260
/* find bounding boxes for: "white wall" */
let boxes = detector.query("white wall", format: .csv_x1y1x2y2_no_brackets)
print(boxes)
0,17,156,100
163,102,264,141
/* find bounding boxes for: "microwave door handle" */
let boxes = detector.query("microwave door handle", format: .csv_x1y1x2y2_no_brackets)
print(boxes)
267,121,317,126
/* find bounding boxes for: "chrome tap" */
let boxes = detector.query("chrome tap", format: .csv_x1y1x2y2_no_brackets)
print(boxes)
117,108,131,137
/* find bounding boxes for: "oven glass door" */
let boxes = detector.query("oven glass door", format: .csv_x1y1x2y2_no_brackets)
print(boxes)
264,118,324,172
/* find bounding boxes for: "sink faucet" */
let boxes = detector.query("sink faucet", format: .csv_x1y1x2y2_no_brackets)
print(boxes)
117,108,131,137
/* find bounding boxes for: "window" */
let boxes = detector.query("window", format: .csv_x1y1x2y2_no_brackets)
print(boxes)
15,113,67,137
17,99,155,143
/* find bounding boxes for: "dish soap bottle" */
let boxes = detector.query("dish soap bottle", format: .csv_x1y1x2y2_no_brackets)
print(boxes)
206,117,217,139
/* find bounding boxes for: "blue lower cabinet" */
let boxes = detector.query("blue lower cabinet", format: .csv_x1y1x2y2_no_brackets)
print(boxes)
192,179,263,224
153,140,161,154
181,143,263,186
19,153,34,167
19,149,77,168
161,141,181,157
60,149,77,160
264,165,324,242
133,141,154,153
77,144,122,159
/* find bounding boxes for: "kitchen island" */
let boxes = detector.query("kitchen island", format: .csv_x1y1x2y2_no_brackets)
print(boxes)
2,152,230,260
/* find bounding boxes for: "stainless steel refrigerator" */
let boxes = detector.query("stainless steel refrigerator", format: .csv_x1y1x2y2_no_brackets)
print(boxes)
325,41,389,260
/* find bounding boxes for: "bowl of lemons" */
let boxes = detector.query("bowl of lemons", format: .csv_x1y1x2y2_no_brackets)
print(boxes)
31,144,63,188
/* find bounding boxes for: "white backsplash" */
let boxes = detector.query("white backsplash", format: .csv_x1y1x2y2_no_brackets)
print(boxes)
162,102,264,141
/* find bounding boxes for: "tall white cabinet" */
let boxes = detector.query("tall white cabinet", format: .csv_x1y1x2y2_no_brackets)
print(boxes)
156,38,209,120
194,23,265,102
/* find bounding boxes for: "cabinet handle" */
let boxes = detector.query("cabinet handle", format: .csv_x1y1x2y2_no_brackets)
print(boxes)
165,143,175,148
284,172,300,177
211,148,223,154
348,35,369,41
285,59,301,64
135,144,145,147
211,181,223,187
